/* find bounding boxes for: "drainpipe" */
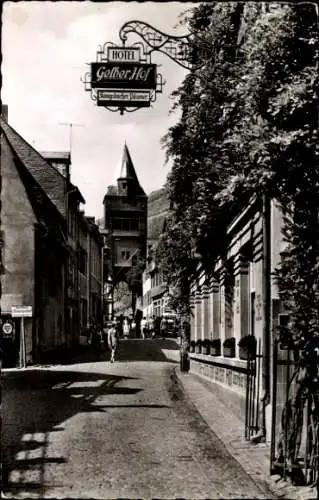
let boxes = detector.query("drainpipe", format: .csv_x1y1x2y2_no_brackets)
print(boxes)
262,193,271,436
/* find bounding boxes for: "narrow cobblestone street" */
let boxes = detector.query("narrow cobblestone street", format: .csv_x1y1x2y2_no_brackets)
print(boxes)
2,339,275,499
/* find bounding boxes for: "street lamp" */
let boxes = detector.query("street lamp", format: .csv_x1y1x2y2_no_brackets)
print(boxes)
104,273,113,321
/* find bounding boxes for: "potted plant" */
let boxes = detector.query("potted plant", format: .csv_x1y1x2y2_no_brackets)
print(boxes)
190,340,195,353
195,339,202,354
202,339,211,355
223,337,236,358
211,338,221,356
238,335,257,360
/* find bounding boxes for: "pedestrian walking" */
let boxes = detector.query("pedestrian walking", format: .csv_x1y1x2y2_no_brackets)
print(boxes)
123,317,130,339
141,317,148,339
107,321,119,363
149,316,155,338
130,319,136,338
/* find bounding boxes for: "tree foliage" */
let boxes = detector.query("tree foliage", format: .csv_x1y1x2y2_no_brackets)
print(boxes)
159,1,318,338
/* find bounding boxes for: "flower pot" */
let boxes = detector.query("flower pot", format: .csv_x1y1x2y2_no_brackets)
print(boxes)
211,346,221,356
238,335,256,360
223,337,236,358
224,346,235,358
190,344,195,353
202,346,210,355
239,346,249,360
195,345,201,354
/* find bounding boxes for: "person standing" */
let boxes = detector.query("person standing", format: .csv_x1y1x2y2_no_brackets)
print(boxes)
149,316,155,338
140,317,148,339
107,321,119,363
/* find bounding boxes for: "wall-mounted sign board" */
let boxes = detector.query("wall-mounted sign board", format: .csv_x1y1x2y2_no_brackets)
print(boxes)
11,305,33,317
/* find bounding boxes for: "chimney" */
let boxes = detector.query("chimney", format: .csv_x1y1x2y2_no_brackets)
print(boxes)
1,104,8,121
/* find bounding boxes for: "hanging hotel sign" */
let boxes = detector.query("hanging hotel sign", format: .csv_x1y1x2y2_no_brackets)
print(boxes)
82,21,200,114
83,39,164,114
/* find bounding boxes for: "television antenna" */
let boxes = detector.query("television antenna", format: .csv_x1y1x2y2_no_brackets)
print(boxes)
58,122,85,155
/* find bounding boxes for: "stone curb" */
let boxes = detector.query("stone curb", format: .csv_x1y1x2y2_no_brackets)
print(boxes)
175,368,317,500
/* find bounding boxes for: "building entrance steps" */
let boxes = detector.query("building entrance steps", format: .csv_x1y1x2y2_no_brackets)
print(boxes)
175,369,317,500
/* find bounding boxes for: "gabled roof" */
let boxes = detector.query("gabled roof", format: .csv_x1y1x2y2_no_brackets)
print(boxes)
0,117,67,216
11,144,67,249
113,143,146,196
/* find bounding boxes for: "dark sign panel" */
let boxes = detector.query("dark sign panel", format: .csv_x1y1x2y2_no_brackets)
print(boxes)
97,90,151,108
91,62,157,90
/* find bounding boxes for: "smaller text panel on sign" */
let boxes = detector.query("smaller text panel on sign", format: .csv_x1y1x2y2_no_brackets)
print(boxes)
97,90,151,108
107,46,141,63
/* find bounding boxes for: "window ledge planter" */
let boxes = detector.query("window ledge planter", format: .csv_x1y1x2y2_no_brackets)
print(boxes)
238,335,257,360
201,339,211,355
195,340,202,354
223,337,235,358
211,338,221,356
238,346,250,360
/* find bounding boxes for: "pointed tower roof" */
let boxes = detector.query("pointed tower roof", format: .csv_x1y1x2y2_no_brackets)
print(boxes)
113,143,146,196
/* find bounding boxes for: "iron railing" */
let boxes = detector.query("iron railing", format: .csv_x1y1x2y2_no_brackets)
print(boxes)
245,338,263,440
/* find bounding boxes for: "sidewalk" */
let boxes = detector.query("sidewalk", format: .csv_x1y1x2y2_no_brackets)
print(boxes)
175,368,317,500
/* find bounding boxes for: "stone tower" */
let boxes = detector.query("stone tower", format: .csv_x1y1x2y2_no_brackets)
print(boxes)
102,143,147,318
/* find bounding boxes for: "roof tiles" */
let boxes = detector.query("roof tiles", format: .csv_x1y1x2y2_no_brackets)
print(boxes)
0,117,67,216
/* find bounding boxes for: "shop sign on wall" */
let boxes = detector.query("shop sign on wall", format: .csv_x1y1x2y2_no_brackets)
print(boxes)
2,320,13,337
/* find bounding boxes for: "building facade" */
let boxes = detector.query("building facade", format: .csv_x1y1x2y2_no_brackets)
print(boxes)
0,109,102,366
78,212,103,336
189,196,285,443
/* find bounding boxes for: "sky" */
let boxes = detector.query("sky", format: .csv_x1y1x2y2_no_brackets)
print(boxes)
1,1,196,219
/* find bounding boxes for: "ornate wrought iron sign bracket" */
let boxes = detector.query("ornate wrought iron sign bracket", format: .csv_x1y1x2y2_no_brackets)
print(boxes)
82,20,199,115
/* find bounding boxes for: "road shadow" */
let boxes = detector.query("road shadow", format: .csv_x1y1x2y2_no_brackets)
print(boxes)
17,338,181,369
1,369,140,497
113,338,180,363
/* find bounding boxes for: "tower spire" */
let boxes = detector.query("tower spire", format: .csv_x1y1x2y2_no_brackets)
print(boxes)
113,143,146,196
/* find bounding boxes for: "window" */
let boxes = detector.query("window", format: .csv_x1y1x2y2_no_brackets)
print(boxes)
112,218,139,231
79,248,87,274
121,250,130,260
